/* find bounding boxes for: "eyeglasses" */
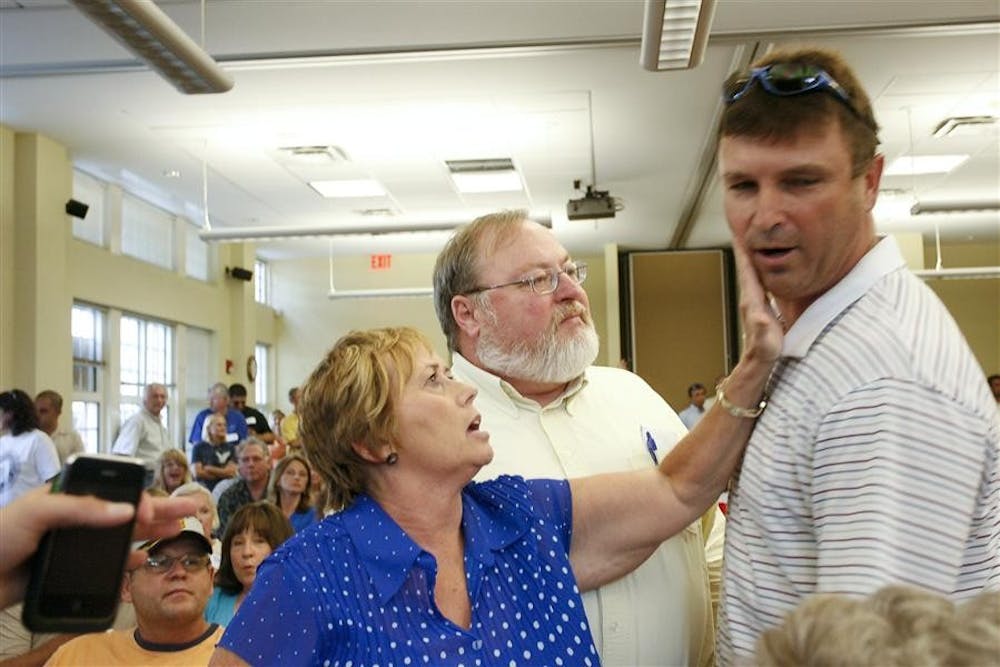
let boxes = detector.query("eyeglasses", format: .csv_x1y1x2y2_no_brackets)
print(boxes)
140,553,211,575
723,62,875,130
466,262,588,296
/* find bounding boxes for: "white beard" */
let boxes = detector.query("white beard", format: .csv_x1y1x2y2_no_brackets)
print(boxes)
475,302,600,384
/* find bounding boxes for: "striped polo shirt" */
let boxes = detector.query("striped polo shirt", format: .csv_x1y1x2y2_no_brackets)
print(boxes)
718,237,1000,664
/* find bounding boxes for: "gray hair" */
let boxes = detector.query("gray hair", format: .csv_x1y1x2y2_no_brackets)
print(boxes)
432,209,529,351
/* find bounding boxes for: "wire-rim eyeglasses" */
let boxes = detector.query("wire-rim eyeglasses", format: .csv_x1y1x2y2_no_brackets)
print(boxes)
465,261,588,296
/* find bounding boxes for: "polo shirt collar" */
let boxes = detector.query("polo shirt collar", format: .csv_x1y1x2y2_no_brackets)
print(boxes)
451,353,588,416
782,236,906,359
342,482,531,605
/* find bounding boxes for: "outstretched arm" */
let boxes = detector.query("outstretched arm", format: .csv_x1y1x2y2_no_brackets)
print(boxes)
569,242,782,591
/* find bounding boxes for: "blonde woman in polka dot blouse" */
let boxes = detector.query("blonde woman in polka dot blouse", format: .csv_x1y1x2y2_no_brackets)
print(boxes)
211,262,779,667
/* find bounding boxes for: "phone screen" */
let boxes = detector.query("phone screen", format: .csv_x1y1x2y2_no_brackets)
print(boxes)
24,455,145,631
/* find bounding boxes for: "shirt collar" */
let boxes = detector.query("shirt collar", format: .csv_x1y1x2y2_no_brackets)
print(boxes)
782,236,906,359
341,482,532,605
451,353,588,415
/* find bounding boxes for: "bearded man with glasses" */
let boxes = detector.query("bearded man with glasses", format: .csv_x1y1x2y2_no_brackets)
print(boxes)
715,47,999,664
46,517,222,665
433,210,721,667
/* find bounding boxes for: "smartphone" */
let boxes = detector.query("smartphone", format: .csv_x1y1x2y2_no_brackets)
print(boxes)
22,453,146,633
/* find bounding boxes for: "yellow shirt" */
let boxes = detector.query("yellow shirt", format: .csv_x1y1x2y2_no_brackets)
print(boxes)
45,625,222,666
280,412,299,445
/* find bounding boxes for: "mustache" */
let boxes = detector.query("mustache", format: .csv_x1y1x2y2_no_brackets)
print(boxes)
555,301,589,323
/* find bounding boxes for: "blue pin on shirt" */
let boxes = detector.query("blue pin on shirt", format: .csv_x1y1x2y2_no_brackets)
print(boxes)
644,429,658,464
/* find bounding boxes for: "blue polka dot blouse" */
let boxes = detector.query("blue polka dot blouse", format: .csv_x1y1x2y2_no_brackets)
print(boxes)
218,475,599,666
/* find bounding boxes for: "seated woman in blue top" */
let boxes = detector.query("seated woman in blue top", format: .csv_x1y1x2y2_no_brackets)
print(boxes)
211,281,779,665
268,454,320,533
204,501,293,627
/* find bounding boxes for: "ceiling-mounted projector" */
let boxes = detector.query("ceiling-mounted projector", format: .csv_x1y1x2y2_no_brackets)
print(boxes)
567,183,617,220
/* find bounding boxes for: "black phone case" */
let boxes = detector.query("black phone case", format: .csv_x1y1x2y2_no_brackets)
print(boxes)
22,454,145,633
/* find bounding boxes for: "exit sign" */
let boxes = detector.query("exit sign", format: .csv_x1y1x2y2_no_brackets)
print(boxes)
370,254,392,270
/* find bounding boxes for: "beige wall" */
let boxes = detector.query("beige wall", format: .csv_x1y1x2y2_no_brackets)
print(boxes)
923,239,1000,375
0,127,280,442
269,249,610,411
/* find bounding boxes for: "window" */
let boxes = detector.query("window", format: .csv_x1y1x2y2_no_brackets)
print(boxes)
120,315,173,427
184,222,210,281
254,343,270,410
122,194,174,270
71,170,105,246
254,259,270,305
71,304,105,452
185,327,212,442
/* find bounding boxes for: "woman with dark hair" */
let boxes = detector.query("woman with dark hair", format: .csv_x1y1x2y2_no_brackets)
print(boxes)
0,389,61,507
268,454,319,533
204,501,292,627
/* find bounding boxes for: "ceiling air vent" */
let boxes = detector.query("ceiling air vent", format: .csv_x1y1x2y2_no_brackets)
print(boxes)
278,145,350,163
445,158,514,173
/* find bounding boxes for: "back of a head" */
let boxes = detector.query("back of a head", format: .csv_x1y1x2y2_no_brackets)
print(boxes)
755,586,992,667
432,209,529,352
719,46,879,177
0,389,40,435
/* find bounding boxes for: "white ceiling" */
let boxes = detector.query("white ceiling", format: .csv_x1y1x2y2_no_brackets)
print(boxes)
1,1,998,260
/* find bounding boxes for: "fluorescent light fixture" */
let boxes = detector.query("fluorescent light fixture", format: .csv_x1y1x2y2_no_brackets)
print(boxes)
328,287,434,300
640,0,717,71
450,170,523,193
910,200,1000,215
912,267,1000,280
932,115,997,138
884,154,970,176
68,0,233,94
309,179,387,198
199,212,553,243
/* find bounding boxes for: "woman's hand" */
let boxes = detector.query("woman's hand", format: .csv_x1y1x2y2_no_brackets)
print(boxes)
733,239,783,369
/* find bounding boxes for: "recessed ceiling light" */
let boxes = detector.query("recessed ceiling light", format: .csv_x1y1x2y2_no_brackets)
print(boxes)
451,171,524,193
445,158,523,194
162,169,181,178
884,154,970,176
309,179,387,198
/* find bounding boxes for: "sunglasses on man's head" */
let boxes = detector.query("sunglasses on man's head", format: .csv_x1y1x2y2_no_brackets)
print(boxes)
723,62,876,131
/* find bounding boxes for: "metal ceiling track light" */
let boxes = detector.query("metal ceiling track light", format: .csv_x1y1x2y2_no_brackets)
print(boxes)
68,0,233,94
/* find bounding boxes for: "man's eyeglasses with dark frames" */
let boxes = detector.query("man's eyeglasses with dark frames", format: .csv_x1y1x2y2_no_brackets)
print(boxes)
139,553,211,575
723,62,877,131
465,262,588,296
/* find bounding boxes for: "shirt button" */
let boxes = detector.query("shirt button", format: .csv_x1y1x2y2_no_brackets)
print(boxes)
472,640,483,651
609,621,620,633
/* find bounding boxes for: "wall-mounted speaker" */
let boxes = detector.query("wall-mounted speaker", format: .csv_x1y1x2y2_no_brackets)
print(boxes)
65,199,89,219
226,266,254,282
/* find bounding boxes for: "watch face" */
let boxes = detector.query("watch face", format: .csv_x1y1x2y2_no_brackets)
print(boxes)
247,356,258,382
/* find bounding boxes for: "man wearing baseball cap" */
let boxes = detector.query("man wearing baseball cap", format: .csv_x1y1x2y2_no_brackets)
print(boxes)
46,517,222,665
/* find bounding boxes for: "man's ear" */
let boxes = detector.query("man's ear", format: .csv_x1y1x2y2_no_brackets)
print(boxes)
863,154,884,211
121,572,133,604
451,294,481,339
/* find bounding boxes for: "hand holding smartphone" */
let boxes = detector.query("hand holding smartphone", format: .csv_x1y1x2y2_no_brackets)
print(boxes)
22,453,146,633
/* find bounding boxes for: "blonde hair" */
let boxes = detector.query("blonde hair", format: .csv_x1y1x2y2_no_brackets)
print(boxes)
171,481,219,532
150,449,192,495
299,327,433,510
756,586,1000,667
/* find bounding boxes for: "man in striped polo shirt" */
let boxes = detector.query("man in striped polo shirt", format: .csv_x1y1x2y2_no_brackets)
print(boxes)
714,46,999,664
